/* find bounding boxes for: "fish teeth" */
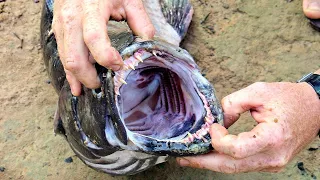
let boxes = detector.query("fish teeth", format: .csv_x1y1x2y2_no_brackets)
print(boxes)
48,28,53,36
187,132,194,142
74,121,80,132
198,129,208,137
201,137,209,143
135,55,143,62
123,65,129,70
187,132,192,138
205,117,210,122
83,138,89,145
119,78,127,84
128,63,135,70
152,50,158,57
193,133,201,139
195,128,208,140
204,125,210,132
205,117,213,125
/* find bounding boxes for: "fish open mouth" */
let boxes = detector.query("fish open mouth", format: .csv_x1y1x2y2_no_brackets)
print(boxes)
111,41,223,155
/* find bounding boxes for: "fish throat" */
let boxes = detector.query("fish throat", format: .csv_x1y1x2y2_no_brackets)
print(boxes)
114,46,216,143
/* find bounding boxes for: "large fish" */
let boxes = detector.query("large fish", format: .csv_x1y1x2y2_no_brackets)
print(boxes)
41,0,224,175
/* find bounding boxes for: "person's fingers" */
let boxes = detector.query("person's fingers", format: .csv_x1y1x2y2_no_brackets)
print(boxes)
65,69,82,96
209,122,282,159
52,0,65,66
303,0,320,19
61,0,101,94
88,52,95,64
53,0,84,95
82,0,123,71
124,0,155,40
221,82,266,127
52,17,65,67
177,152,262,173
177,150,287,173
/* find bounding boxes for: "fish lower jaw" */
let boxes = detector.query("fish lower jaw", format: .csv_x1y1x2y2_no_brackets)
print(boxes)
168,114,216,144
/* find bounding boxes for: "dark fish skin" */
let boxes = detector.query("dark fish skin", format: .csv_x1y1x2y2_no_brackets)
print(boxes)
40,0,65,93
41,0,224,175
308,18,320,32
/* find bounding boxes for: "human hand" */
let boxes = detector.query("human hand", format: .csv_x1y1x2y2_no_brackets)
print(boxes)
52,0,155,96
177,82,320,173
303,0,320,19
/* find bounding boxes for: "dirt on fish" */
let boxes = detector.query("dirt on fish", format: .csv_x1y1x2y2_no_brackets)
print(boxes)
0,0,319,179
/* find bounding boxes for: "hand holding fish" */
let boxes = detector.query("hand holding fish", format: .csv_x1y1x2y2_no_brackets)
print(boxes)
177,81,320,173
52,0,154,96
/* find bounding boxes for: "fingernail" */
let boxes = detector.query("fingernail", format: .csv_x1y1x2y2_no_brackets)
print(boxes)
142,26,155,40
211,123,224,132
308,1,320,11
143,32,154,40
71,88,75,96
210,124,228,139
70,87,80,96
110,64,121,71
96,76,102,85
177,158,190,166
141,35,151,40
110,49,123,71
70,86,75,96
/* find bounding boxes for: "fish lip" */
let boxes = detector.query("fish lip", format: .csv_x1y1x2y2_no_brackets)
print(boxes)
128,132,214,156
120,40,196,67
111,40,224,156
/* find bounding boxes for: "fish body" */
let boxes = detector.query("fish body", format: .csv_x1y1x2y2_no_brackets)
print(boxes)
41,0,223,175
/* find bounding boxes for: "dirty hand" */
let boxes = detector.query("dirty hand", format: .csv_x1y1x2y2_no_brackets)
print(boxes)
303,0,320,19
52,0,154,96
177,82,320,173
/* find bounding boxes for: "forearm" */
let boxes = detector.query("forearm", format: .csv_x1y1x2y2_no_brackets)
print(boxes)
315,69,320,135
312,69,320,136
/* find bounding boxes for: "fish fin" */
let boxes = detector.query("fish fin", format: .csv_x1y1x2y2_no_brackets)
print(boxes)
159,0,193,39
45,0,54,13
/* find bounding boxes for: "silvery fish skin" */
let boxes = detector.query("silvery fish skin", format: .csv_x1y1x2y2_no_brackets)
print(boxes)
41,0,224,175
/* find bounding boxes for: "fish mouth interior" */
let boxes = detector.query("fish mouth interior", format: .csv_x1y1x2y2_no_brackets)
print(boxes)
114,49,211,142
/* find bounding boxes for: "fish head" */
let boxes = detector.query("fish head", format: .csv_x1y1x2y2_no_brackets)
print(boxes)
100,40,224,156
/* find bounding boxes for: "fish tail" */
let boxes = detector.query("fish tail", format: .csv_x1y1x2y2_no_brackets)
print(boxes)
159,0,193,39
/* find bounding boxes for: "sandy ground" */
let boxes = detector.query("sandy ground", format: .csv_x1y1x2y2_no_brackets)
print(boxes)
0,0,319,179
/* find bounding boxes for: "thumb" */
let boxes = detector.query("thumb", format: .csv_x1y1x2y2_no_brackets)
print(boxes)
222,83,265,128
209,120,280,159
303,0,320,19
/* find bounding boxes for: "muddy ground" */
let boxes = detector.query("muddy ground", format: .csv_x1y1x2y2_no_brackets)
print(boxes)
0,0,319,179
